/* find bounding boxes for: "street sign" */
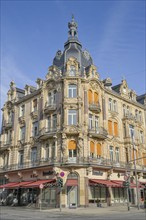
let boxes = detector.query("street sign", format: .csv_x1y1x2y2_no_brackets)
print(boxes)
39,183,44,189
60,172,65,177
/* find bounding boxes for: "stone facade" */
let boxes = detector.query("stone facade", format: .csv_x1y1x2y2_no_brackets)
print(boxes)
0,17,146,208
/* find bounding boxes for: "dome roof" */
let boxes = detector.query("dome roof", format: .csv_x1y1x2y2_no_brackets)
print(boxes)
53,16,93,75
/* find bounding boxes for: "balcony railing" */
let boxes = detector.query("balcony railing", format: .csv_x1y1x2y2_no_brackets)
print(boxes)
88,127,108,139
38,127,57,140
44,102,57,114
89,102,101,113
0,156,144,172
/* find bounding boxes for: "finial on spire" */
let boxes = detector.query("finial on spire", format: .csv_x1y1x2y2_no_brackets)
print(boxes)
68,15,78,39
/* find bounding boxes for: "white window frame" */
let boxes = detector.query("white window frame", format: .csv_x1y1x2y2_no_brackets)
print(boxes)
68,110,77,125
68,84,77,98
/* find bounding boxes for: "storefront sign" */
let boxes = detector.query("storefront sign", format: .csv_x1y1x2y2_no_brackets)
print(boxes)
92,170,103,176
43,171,54,176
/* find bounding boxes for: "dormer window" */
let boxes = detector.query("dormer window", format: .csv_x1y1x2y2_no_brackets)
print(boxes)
69,65,76,76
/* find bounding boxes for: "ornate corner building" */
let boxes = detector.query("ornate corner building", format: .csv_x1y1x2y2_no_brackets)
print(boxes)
0,17,146,208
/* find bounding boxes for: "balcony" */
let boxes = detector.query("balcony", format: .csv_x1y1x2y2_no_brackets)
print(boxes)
38,127,57,140
88,127,108,139
64,125,80,135
30,110,38,120
0,141,12,151
44,102,57,114
18,116,25,125
3,120,13,130
89,102,101,113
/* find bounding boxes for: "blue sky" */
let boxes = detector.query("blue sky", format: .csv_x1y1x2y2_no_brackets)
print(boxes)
0,0,146,118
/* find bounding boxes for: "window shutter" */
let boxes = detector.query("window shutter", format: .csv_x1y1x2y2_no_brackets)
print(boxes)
94,92,98,104
88,90,93,104
68,140,76,150
143,153,146,165
90,141,94,153
114,122,118,136
108,120,112,135
96,143,101,156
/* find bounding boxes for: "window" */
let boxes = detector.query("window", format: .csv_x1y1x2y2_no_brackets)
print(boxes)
125,148,129,163
68,110,77,125
20,126,25,140
32,121,38,136
127,106,130,116
115,147,119,163
95,116,99,132
140,131,144,144
90,141,94,158
88,90,93,104
33,99,37,112
109,98,112,111
113,100,117,112
53,91,57,103
108,120,112,135
18,151,24,167
20,105,25,117
109,146,114,162
68,84,77,98
89,114,93,129
52,115,57,130
68,140,77,158
139,111,142,122
52,142,55,158
69,65,76,76
47,116,51,131
96,143,101,158
3,153,9,167
123,105,126,116
31,147,37,163
123,123,126,138
48,93,52,105
45,144,50,159
114,122,118,136
129,125,134,139
135,110,138,120
94,92,98,104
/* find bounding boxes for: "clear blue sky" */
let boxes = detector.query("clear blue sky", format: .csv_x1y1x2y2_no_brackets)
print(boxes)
1,0,146,113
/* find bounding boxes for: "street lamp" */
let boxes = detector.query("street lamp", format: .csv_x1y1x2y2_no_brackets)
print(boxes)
131,130,140,210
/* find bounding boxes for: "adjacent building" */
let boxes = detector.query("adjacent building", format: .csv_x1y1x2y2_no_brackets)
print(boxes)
0,17,146,208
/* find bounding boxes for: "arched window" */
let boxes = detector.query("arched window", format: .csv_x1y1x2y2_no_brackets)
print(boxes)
94,92,98,104
90,141,94,158
96,143,101,158
108,120,112,135
114,122,118,136
88,90,93,104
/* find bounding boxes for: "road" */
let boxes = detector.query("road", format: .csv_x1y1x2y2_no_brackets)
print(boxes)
0,206,146,220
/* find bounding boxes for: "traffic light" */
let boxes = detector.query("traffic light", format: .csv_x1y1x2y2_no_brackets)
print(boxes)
57,177,63,187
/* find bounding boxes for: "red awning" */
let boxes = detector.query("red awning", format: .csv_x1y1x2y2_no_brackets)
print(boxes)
111,180,144,188
0,182,19,189
89,179,120,187
66,179,78,186
24,179,55,188
11,181,35,188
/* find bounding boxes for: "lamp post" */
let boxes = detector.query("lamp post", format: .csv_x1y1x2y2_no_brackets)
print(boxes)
131,130,140,210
